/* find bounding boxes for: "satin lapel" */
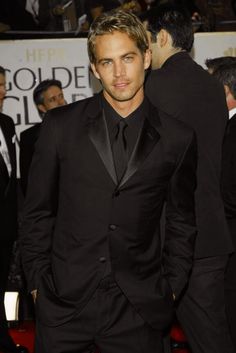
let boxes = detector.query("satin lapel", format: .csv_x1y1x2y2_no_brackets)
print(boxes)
119,104,161,188
87,109,117,185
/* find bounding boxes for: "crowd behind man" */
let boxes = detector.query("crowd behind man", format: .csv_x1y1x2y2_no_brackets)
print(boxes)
0,3,236,353
0,0,236,33
20,79,67,196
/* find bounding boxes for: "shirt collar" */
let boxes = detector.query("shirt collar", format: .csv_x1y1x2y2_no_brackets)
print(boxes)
101,94,147,129
229,107,236,120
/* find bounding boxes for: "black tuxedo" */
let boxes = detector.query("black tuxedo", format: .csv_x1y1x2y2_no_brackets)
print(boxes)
221,113,236,351
145,52,234,353
20,123,41,196
0,113,18,352
20,93,197,351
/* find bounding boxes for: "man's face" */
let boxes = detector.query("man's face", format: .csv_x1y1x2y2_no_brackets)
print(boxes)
0,73,6,112
91,31,151,108
38,85,66,113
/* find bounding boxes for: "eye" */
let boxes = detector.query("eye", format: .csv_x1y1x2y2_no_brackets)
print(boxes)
101,60,112,67
123,56,134,63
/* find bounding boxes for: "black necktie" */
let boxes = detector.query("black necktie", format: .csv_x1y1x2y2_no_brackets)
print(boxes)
113,119,128,181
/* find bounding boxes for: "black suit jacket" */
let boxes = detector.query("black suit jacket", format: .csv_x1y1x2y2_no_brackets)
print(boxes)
0,113,17,244
145,51,233,258
20,123,41,196
221,113,236,240
20,93,197,329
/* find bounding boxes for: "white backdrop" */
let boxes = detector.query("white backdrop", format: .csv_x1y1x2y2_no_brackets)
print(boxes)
1,32,236,134
192,32,236,67
0,32,235,176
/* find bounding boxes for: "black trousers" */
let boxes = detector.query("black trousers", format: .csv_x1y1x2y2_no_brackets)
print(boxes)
35,277,163,353
176,256,234,353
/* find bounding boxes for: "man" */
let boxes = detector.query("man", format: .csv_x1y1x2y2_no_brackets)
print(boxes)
213,62,236,351
20,78,66,196
144,5,234,353
0,66,28,353
20,9,197,353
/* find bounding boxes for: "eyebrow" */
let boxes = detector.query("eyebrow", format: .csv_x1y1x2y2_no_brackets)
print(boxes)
97,51,138,64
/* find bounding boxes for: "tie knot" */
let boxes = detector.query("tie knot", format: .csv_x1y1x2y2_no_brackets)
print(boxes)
117,119,127,134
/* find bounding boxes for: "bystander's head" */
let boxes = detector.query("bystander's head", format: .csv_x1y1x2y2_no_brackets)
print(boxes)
141,4,194,69
205,56,236,74
212,62,236,111
33,78,67,118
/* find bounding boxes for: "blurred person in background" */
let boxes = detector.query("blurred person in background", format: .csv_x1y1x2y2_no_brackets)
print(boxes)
20,79,66,196
0,66,28,353
0,0,38,30
144,4,234,353
212,61,236,352
37,0,78,31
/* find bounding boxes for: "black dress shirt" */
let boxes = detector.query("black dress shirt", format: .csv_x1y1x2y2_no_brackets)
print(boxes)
102,95,147,160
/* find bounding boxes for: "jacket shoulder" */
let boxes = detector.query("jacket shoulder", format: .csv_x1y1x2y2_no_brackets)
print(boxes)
20,124,41,140
47,95,96,120
160,110,196,141
0,112,15,126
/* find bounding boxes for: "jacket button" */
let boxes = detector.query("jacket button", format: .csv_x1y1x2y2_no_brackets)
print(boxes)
99,256,106,263
109,224,117,230
113,190,120,197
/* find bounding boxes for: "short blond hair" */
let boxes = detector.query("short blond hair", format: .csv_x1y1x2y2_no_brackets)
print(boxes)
87,9,149,64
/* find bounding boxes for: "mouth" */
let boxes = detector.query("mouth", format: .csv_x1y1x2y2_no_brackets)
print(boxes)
113,82,130,88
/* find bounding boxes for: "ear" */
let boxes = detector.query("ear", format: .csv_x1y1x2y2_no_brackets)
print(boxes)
144,48,152,70
224,84,230,97
158,29,169,48
90,63,101,80
37,104,47,114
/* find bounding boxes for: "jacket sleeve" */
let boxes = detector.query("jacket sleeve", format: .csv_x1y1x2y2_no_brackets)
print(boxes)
221,127,236,220
19,113,59,293
163,131,198,299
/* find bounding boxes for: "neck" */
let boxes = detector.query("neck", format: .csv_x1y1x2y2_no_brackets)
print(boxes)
228,102,236,112
103,90,144,118
162,48,185,66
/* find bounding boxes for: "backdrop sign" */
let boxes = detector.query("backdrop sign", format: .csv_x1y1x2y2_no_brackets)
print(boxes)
0,38,97,135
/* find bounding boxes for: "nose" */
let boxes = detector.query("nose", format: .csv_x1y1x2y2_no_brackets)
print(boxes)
57,97,66,106
113,61,125,78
